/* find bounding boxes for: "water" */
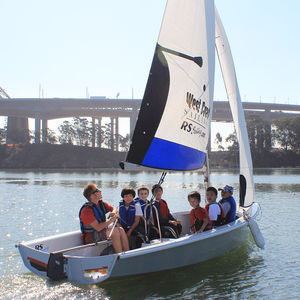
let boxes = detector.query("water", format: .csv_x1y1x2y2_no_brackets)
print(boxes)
0,168,300,299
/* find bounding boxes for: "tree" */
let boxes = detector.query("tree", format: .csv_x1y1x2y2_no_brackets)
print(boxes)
72,117,91,146
246,116,273,152
103,122,112,149
41,128,57,144
273,116,299,151
0,128,6,144
214,132,224,151
225,132,239,152
58,120,75,144
119,134,130,151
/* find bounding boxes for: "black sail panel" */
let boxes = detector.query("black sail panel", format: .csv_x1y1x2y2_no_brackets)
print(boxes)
126,44,170,165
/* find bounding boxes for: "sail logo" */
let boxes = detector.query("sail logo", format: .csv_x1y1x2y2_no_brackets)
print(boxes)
185,92,210,118
181,92,210,138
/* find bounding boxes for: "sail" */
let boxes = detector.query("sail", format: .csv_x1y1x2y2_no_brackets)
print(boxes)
215,7,254,207
126,0,215,171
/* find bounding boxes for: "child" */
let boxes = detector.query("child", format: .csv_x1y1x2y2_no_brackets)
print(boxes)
152,184,182,238
135,185,159,240
205,187,225,227
135,185,151,220
119,186,143,248
188,191,211,233
218,185,236,223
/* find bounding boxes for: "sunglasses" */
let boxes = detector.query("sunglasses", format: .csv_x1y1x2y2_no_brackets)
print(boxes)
92,189,100,194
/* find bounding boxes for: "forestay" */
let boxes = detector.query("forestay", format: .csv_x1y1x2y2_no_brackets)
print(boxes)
126,0,215,171
215,7,254,207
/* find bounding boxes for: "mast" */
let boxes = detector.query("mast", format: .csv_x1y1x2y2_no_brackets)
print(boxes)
215,7,254,207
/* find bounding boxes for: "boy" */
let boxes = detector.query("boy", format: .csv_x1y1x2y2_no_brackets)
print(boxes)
152,184,182,238
205,187,225,227
135,185,159,240
188,191,211,233
119,186,144,248
218,185,236,223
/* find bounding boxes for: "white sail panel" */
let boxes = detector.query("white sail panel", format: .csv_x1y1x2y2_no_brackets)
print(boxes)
126,0,215,170
215,7,254,207
154,0,215,152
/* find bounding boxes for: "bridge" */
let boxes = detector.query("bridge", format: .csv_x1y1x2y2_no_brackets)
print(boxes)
0,97,299,146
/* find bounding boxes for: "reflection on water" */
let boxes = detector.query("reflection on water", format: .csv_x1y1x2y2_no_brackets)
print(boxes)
0,168,300,299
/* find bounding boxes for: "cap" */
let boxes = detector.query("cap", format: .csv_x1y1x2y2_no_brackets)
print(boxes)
218,185,233,193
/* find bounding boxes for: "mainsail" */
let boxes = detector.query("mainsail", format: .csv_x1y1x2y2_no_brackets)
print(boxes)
215,7,254,207
126,0,215,171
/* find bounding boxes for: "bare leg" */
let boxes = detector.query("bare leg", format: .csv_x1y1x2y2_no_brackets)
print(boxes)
118,227,130,251
107,228,122,253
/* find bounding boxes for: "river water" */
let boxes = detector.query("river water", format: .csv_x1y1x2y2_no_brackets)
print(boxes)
0,168,299,299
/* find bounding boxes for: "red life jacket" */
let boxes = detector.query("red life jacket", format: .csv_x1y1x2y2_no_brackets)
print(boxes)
205,202,225,226
191,207,212,232
158,199,169,219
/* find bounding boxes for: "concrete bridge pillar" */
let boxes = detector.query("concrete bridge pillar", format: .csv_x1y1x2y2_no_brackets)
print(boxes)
91,117,95,148
264,109,272,149
110,117,114,151
6,117,29,144
97,118,102,147
115,117,119,152
130,107,139,140
41,119,48,143
35,118,41,144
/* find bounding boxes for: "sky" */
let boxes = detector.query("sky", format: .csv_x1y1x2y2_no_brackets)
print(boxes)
1,0,299,147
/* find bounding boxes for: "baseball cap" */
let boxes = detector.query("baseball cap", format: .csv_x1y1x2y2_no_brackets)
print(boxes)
218,185,233,193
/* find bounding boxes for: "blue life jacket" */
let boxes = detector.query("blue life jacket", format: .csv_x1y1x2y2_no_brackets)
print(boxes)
119,200,136,229
135,197,150,219
219,196,236,223
79,201,107,234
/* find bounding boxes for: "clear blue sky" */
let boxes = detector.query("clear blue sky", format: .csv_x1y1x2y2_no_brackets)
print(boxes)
1,0,299,144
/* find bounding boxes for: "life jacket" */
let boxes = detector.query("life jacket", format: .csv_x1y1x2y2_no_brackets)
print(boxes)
79,201,107,234
157,199,169,219
219,196,236,223
135,198,150,219
205,203,225,226
191,207,212,232
119,200,136,230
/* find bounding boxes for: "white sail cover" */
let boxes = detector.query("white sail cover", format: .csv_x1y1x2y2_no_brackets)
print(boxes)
126,0,215,170
215,7,254,207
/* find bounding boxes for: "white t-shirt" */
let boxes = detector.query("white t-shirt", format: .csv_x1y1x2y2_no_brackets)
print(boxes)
208,203,221,221
221,201,231,217
125,202,143,216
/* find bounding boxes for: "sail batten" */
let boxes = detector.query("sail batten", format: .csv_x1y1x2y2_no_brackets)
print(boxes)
126,0,215,171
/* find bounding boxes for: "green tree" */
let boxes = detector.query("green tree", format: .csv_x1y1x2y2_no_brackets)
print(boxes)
72,117,91,146
103,123,112,149
0,127,6,144
58,120,75,144
41,128,57,144
273,116,299,151
246,115,272,152
215,132,224,151
119,134,130,151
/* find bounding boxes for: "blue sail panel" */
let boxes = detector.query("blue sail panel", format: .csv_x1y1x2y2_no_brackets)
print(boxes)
142,137,206,171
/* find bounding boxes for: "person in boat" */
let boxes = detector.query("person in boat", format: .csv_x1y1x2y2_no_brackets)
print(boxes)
188,191,212,233
79,183,129,253
218,185,236,223
119,186,144,249
205,187,225,227
135,185,159,240
152,184,182,238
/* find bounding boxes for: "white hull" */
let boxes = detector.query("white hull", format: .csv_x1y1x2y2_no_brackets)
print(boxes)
17,203,260,284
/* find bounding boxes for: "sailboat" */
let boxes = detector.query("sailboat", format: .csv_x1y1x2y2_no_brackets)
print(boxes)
17,0,264,284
